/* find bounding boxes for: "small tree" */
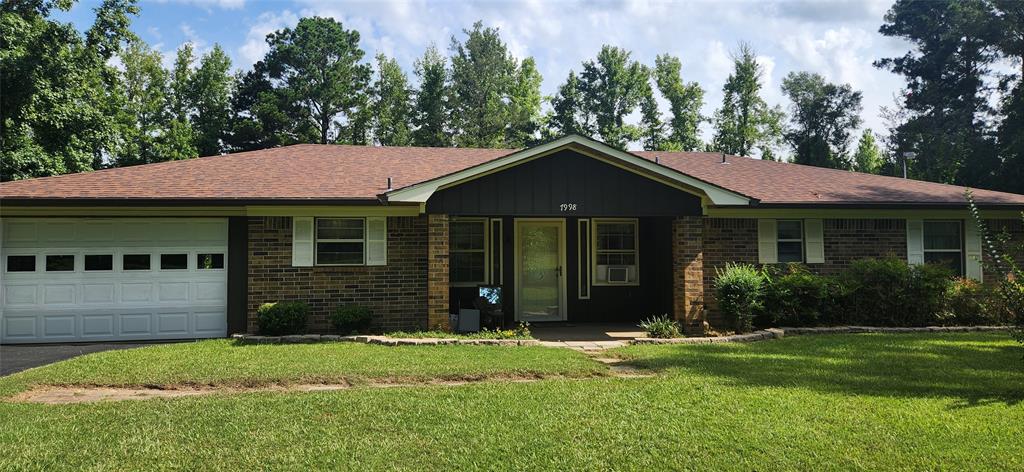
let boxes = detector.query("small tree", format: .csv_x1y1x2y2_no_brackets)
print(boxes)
966,190,1024,346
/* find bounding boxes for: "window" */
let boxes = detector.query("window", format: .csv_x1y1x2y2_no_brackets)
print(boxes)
578,219,591,298
450,219,488,285
593,219,638,285
777,220,804,263
84,254,113,271
924,220,963,275
160,254,188,270
197,253,225,270
6,255,35,272
316,218,365,265
45,255,75,271
123,254,151,270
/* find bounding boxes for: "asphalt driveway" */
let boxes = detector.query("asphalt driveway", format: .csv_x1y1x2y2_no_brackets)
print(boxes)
0,342,162,376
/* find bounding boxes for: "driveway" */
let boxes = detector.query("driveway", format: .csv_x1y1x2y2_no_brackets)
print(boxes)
0,342,161,376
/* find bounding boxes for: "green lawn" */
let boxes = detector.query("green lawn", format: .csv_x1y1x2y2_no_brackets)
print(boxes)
1,333,1022,470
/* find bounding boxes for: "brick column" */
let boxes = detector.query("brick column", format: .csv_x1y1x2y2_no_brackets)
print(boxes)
673,216,705,335
427,213,450,331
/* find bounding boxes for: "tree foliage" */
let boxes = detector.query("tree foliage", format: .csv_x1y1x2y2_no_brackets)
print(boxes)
370,54,413,146
711,43,784,159
577,45,652,149
448,21,517,148
411,45,450,147
781,71,863,169
853,129,884,174
654,54,705,151
263,17,371,145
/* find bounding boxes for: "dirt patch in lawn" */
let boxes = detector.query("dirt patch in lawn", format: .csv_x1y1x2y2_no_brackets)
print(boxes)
8,364,653,404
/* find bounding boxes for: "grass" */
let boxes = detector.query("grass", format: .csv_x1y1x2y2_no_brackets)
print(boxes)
1,333,1022,470
386,324,533,340
0,340,603,397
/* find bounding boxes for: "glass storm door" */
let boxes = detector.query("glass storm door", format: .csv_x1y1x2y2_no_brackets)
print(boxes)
516,220,565,322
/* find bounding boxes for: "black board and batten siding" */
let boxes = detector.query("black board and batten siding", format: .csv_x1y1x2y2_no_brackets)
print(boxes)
430,149,694,323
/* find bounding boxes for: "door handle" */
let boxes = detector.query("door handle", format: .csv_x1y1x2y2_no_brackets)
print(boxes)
556,266,562,277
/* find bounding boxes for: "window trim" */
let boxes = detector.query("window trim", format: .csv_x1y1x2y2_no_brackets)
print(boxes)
83,253,115,272
578,218,591,298
159,253,189,271
776,219,805,263
196,253,226,271
923,219,965,276
5,254,37,273
449,217,490,287
591,218,640,287
315,217,367,266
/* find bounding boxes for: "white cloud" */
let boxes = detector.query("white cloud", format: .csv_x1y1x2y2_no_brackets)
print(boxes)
238,10,300,66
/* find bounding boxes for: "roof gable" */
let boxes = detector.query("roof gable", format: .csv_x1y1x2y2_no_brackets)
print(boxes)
384,135,751,206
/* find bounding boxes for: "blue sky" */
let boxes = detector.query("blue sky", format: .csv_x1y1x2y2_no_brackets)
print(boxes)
56,0,914,146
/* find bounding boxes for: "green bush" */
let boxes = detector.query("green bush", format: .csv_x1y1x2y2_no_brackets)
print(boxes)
762,265,840,327
639,315,682,338
715,263,765,333
257,301,309,335
331,305,373,335
946,278,1016,326
838,257,952,327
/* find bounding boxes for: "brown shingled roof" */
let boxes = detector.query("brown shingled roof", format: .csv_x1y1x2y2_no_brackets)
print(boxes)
1,142,1022,207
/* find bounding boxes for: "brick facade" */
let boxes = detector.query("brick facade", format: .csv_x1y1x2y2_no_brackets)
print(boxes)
672,216,704,334
247,216,429,333
426,214,450,330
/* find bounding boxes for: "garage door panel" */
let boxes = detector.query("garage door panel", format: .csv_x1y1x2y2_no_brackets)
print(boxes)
121,283,153,302
4,316,37,338
157,312,190,335
83,284,115,303
5,285,38,305
43,315,76,337
194,310,227,334
82,315,115,337
195,281,226,302
2,217,228,343
119,313,153,336
42,285,76,305
158,283,189,302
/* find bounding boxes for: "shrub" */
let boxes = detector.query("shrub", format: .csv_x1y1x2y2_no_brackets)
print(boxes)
840,257,952,326
639,315,682,338
715,263,765,333
331,304,373,335
257,301,309,335
762,265,841,327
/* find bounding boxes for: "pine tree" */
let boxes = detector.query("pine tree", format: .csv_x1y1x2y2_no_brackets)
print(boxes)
876,0,998,186
190,44,233,156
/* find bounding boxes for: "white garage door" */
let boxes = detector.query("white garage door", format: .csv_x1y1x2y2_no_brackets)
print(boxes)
1,218,228,344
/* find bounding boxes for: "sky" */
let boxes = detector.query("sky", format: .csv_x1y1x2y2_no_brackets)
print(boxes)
55,0,915,148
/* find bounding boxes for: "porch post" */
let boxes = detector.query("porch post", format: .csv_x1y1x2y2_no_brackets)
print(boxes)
673,216,705,334
427,213,451,330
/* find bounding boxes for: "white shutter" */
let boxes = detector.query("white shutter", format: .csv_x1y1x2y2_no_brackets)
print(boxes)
804,219,825,264
964,219,983,281
292,217,314,267
906,219,924,265
366,217,388,266
757,219,778,264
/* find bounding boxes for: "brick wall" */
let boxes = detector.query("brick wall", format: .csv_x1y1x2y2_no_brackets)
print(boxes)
247,216,429,333
426,214,450,330
980,218,1024,284
672,216,705,333
697,217,908,329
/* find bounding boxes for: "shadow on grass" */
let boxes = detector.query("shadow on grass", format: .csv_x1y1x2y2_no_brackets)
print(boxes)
620,333,1024,408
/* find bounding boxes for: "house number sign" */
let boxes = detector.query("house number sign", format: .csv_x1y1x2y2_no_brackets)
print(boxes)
559,203,579,212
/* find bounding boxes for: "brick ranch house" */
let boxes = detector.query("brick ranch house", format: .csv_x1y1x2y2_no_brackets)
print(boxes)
2,135,1024,343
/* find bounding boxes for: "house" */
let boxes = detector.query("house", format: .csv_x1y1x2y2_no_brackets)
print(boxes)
2,135,1023,343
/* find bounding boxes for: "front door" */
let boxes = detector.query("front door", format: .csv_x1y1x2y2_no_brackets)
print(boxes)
515,219,566,322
